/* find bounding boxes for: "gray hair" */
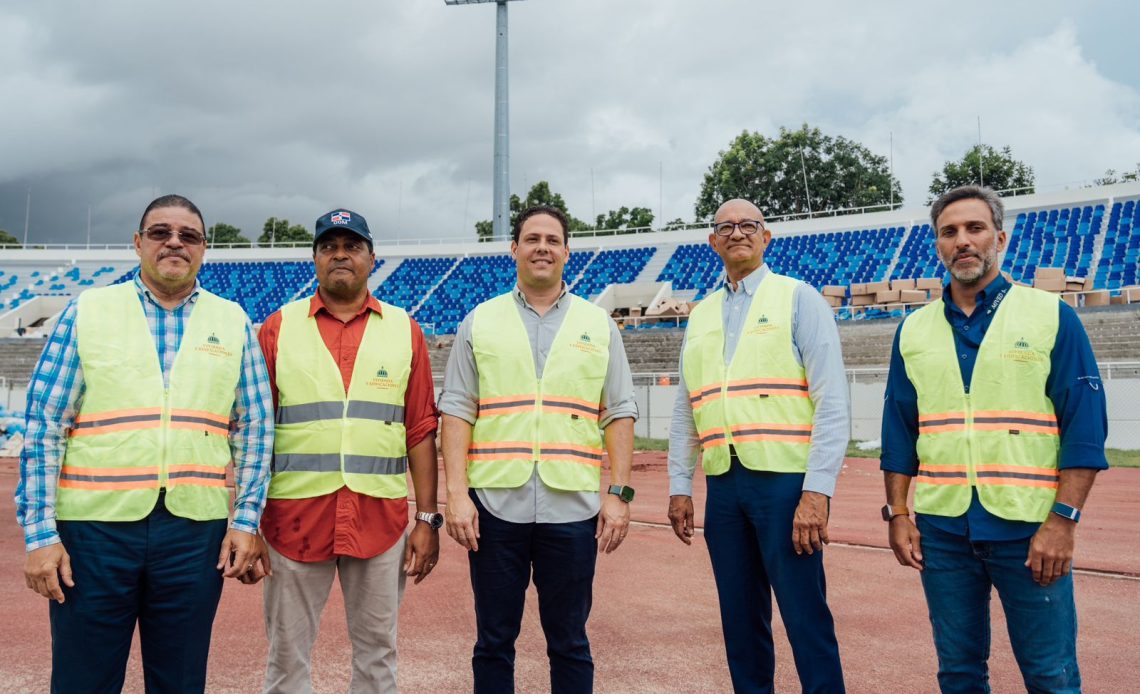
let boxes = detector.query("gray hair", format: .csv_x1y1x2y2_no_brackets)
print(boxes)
929,185,1003,231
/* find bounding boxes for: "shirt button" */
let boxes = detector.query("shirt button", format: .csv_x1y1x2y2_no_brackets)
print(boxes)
961,354,968,360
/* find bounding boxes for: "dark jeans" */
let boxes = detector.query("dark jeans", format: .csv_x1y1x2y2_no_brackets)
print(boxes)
704,459,845,694
917,515,1081,694
50,493,228,694
468,491,597,694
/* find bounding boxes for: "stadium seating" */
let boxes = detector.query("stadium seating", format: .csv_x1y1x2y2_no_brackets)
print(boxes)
0,263,130,312
892,225,947,281
1095,199,1140,289
196,260,328,323
1001,205,1102,283
374,256,457,313
767,227,905,288
655,243,722,298
571,247,656,299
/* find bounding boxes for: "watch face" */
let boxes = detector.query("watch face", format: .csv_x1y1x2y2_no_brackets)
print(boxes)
429,513,444,530
881,505,892,521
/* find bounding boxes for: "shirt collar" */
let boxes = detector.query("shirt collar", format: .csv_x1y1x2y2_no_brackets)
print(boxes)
308,290,384,319
513,282,568,310
133,272,200,309
941,272,1012,316
723,263,768,296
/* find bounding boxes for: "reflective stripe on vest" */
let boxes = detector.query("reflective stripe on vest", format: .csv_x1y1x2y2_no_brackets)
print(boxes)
900,285,1061,522
467,292,611,492
682,272,815,475
57,282,245,522
269,298,412,500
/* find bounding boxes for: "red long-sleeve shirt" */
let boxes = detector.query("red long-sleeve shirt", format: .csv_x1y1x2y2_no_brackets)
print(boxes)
257,293,439,562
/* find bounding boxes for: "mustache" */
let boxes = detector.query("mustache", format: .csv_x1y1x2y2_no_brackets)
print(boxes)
953,251,980,262
158,250,190,262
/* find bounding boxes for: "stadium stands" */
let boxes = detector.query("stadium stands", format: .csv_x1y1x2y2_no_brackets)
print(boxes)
374,256,456,313
767,226,906,288
1095,198,1140,289
0,263,130,312
196,260,325,323
1001,205,1102,283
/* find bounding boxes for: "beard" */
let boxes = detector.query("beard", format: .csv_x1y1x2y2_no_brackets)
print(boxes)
942,244,999,284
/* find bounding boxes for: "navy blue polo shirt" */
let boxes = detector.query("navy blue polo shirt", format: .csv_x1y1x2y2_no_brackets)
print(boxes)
880,274,1109,541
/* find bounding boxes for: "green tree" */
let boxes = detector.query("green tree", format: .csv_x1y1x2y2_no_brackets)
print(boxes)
594,206,655,233
0,228,19,248
1092,165,1140,186
696,125,902,220
928,145,1034,201
664,218,687,231
259,217,313,246
207,222,250,247
475,182,591,241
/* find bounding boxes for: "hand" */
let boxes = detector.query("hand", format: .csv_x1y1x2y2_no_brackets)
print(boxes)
1026,515,1075,586
404,521,440,585
888,516,924,570
25,542,74,603
217,528,262,579
445,492,480,552
792,491,830,555
667,495,695,545
236,534,273,585
596,494,631,554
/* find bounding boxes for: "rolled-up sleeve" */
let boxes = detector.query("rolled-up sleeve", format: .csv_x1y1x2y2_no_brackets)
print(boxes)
228,319,274,534
404,319,441,448
438,314,480,424
599,318,638,428
667,341,700,496
1047,302,1109,470
879,322,920,476
794,286,850,497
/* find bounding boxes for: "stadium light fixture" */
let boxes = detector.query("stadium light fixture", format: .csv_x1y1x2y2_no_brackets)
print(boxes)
445,0,524,241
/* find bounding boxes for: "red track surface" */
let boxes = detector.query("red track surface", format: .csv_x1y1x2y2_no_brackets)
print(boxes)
3,455,1137,693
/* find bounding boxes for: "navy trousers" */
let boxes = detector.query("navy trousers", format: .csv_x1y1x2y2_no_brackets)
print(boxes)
50,493,228,694
468,491,598,694
704,458,845,694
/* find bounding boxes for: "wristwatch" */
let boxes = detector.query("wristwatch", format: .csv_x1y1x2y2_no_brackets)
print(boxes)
881,504,909,522
607,485,635,503
415,511,444,530
1052,502,1081,523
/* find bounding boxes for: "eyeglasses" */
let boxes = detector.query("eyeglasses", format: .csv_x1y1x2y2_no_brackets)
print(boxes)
713,220,765,237
139,225,206,246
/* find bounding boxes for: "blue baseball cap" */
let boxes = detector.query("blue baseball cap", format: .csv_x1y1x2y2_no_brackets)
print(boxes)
313,209,373,248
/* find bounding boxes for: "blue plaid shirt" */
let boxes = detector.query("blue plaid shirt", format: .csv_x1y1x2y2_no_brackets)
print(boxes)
15,275,275,551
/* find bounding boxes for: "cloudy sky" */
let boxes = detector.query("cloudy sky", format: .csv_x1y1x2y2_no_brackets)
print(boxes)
1,0,1138,246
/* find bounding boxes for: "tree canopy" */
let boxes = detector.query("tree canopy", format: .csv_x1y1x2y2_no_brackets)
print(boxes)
0,228,19,247
208,222,250,248
595,206,654,232
259,217,313,246
476,181,592,242
1093,165,1140,186
695,125,902,220
928,145,1034,201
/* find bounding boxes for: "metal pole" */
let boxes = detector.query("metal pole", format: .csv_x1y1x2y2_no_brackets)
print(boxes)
86,206,92,249
799,148,813,216
977,116,984,188
492,0,510,241
889,132,894,208
590,167,596,223
658,161,663,227
23,185,31,246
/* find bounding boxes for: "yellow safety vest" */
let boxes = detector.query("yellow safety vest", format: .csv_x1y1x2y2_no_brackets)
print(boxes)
682,272,815,475
57,281,246,521
900,285,1061,522
269,298,412,499
467,292,611,492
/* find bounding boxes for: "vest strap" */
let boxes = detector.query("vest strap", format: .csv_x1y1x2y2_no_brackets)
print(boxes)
273,452,408,475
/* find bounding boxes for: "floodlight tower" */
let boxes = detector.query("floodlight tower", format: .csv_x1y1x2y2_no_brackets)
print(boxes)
445,0,522,242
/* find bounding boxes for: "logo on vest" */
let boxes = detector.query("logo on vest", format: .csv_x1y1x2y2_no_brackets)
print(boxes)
571,331,603,355
195,333,233,358
1002,336,1044,364
745,314,779,336
367,365,397,389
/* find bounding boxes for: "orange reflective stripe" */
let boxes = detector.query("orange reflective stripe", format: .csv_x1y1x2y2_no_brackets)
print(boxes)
917,411,967,435
724,378,810,399
169,409,231,435
58,465,160,490
70,407,164,438
477,395,538,417
972,410,1059,435
468,441,534,462
541,443,604,467
689,384,723,408
728,423,812,444
974,464,1059,488
542,396,601,421
916,462,970,485
698,427,728,448
167,464,228,488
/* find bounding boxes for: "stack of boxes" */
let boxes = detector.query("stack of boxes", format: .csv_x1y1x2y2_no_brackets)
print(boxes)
1033,267,1112,308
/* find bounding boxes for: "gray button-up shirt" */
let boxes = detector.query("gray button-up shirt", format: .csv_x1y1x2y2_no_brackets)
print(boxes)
667,264,850,497
439,285,639,523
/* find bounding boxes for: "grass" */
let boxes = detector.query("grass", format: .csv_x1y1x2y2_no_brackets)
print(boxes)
634,436,669,452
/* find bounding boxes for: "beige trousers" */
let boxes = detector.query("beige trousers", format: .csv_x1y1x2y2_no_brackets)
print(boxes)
262,535,407,694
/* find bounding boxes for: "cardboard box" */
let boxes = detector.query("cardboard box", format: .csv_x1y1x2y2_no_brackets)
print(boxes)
1034,277,1066,292
823,295,843,307
915,278,942,290
1083,290,1110,307
891,278,916,291
865,280,890,294
899,289,927,303
1110,295,1127,305
1126,286,1140,303
849,283,868,295
928,287,944,300
822,285,846,298
1065,280,1085,292
850,294,874,306
1036,267,1065,280
875,289,901,304
1060,292,1078,307
1083,276,1095,291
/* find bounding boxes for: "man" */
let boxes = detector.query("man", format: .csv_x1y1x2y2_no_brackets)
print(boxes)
439,205,637,693
881,185,1106,693
16,194,274,693
247,208,440,694
667,198,848,693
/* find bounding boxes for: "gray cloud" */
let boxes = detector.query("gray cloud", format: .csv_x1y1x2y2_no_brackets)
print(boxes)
0,0,1138,246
